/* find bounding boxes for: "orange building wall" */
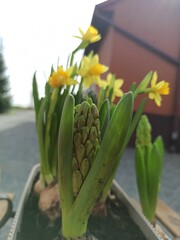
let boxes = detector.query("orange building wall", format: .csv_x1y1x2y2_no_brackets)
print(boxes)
97,0,180,116
112,31,176,116
113,0,180,59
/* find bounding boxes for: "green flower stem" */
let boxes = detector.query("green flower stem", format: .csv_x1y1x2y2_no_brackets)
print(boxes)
69,42,87,67
37,98,46,187
69,41,89,67
133,71,153,98
139,88,154,94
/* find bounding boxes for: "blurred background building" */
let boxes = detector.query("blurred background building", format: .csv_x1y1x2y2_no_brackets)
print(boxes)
85,0,180,152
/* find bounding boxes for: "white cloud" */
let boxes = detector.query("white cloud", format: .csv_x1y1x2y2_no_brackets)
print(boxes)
0,0,105,107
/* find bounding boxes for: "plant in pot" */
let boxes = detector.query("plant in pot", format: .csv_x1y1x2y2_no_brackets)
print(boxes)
8,26,170,240
135,114,169,240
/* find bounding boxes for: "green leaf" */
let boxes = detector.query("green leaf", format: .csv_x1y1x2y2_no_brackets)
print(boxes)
99,99,110,139
100,98,145,202
125,98,146,148
108,86,114,103
154,136,164,163
44,88,59,184
49,112,59,177
45,81,51,97
147,144,161,222
70,64,78,78
135,145,150,219
58,93,75,216
100,97,146,202
32,72,40,123
153,136,164,184
37,97,46,185
110,104,116,117
56,88,69,121
50,65,55,75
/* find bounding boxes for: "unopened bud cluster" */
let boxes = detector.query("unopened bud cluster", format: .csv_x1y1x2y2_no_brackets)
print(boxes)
136,115,152,147
72,98,101,196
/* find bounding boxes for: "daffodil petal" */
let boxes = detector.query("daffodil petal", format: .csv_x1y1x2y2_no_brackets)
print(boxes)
48,66,78,88
151,71,158,87
154,93,162,107
115,79,124,88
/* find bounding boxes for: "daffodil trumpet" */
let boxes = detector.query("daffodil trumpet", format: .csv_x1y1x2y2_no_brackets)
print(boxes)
135,115,164,225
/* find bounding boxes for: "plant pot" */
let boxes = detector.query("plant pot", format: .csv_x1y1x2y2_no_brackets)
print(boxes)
7,164,163,240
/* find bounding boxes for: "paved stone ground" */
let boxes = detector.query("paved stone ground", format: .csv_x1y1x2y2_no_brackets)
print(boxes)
0,110,39,239
0,109,180,239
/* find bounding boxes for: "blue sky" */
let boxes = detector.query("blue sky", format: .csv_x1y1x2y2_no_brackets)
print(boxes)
0,0,105,107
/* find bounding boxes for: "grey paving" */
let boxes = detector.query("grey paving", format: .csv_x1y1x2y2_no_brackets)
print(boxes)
0,110,39,239
0,110,179,239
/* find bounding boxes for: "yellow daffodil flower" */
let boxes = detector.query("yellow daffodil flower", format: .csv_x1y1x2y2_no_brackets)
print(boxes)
49,66,78,88
78,54,108,89
96,79,108,89
106,73,124,101
75,25,101,43
148,71,170,106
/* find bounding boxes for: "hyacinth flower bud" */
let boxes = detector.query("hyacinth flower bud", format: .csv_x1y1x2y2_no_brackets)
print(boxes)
136,114,152,148
135,114,164,224
72,98,101,196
